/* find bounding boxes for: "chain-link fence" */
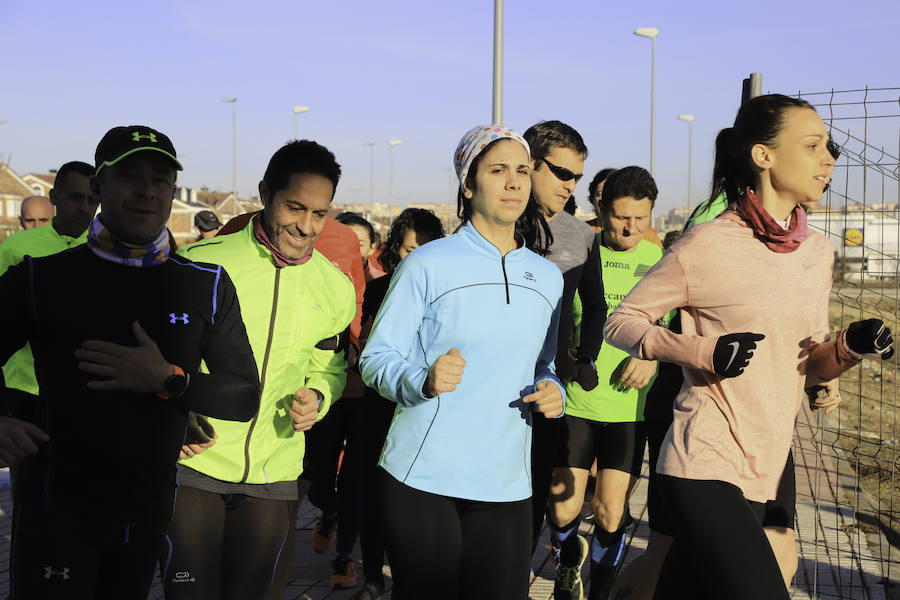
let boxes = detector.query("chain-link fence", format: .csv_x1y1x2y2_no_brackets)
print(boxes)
795,86,900,598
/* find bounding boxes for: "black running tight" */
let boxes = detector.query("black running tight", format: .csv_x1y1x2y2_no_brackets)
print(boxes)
652,475,790,600
377,468,531,600
160,486,298,600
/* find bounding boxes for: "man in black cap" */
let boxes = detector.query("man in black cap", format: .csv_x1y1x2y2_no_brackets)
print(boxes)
194,209,223,240
0,125,260,599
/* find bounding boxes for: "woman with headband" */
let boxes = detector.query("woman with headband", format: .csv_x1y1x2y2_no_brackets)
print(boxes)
359,125,565,599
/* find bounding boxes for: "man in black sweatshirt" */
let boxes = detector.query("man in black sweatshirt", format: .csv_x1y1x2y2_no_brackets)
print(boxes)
0,125,260,599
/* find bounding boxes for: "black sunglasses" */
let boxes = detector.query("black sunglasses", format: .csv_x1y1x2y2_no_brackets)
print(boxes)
540,157,584,183
826,138,842,160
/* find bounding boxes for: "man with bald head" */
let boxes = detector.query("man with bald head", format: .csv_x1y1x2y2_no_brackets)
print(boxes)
19,196,53,230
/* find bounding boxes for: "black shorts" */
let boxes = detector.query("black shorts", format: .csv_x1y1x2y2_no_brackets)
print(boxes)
647,428,796,535
756,450,796,530
556,415,646,476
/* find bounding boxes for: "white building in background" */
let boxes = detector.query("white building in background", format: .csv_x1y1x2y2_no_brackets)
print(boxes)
808,208,900,279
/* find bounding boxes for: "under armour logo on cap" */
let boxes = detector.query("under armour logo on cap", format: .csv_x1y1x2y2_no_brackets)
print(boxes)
132,131,158,143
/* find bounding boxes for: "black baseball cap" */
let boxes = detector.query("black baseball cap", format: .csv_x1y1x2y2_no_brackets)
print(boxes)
194,210,223,232
94,125,184,175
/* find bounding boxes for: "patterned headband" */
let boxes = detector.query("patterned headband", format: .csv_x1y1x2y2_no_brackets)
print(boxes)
453,124,530,192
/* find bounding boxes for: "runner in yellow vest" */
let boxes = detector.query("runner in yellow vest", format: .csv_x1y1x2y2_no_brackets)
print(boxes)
548,166,665,600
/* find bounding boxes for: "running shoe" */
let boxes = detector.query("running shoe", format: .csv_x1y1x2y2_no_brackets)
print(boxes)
330,555,356,589
349,580,385,600
554,534,588,600
311,513,337,553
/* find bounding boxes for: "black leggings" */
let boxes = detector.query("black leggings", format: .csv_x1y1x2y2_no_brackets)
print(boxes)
377,468,532,600
11,500,167,600
652,476,790,600
530,414,559,552
161,486,298,600
10,455,168,600
353,390,396,582
303,395,367,555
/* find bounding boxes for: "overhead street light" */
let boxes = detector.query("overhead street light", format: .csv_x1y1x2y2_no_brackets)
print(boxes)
363,142,375,219
292,106,310,139
678,114,695,211
634,27,659,176
388,140,403,224
221,98,238,217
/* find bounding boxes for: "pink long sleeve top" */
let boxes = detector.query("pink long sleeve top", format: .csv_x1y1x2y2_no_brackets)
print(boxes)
603,211,859,502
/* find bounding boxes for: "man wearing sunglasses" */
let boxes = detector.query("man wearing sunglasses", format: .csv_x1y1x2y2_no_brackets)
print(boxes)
522,121,607,597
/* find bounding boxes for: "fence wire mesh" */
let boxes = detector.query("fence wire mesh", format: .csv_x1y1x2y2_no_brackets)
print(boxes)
794,86,900,599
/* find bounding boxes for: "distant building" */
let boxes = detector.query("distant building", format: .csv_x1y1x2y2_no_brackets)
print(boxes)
22,171,56,197
0,162,262,246
331,201,461,235
169,186,261,246
0,163,38,239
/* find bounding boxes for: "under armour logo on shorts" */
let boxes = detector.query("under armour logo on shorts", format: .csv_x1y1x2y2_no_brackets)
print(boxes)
169,313,189,324
44,566,71,580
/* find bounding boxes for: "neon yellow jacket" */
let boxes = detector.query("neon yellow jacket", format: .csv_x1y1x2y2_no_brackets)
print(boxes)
0,223,87,394
176,224,355,484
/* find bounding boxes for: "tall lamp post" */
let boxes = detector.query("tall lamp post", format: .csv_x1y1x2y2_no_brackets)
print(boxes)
292,105,310,139
442,167,453,204
633,27,659,176
363,142,375,220
0,120,7,165
493,0,503,123
388,140,403,224
678,114,694,211
221,98,238,216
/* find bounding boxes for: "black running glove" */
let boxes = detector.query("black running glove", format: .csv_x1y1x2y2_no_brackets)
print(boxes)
846,319,894,360
712,332,765,379
573,355,599,391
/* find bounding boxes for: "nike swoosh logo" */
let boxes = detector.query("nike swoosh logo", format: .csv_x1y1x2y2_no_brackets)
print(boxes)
725,341,741,371
803,262,817,269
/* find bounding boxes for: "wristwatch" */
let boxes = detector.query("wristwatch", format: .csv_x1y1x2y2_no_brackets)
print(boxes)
158,364,189,399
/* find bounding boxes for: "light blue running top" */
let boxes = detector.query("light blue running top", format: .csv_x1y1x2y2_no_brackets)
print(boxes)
360,221,565,502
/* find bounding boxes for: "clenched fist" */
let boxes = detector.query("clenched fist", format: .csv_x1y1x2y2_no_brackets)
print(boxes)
423,348,466,398
291,387,321,432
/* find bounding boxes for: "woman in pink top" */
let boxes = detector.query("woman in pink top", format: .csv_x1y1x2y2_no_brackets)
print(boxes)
603,94,894,599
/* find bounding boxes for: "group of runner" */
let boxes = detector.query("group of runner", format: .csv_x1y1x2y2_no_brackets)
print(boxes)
0,93,895,600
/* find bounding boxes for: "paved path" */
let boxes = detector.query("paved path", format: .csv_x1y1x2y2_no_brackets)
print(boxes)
0,405,895,598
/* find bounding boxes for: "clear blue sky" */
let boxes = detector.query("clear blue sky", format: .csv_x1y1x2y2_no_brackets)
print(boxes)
1,0,897,213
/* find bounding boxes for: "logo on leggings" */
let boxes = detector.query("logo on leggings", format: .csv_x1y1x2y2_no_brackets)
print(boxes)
44,566,70,580
172,570,196,583
169,312,190,324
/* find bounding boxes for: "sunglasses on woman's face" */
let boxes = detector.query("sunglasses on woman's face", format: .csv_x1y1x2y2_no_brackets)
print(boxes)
540,157,584,183
826,138,841,160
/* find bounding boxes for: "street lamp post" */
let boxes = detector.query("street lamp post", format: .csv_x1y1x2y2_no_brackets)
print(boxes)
0,120,7,165
493,0,503,124
363,142,375,220
221,98,238,217
292,106,310,139
678,114,694,211
442,167,453,204
634,27,659,176
388,140,403,225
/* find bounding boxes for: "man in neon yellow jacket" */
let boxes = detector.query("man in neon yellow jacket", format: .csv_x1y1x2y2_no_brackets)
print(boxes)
164,140,356,600
0,161,98,414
